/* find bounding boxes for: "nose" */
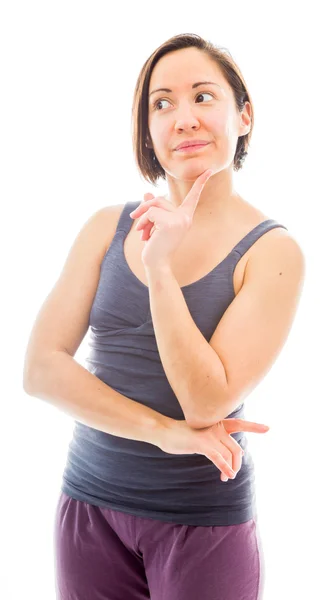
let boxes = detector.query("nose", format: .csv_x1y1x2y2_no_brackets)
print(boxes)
175,118,200,133
174,104,201,132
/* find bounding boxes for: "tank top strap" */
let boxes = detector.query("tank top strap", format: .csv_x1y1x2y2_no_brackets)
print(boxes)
115,206,288,256
232,219,288,259
115,200,142,236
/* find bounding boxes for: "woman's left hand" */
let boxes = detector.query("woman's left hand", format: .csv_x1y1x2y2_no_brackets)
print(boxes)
129,169,214,270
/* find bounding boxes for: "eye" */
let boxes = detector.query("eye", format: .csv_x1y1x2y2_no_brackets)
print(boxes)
152,91,214,111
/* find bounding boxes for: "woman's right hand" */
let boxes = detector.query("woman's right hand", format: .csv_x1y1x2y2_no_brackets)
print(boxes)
159,418,270,482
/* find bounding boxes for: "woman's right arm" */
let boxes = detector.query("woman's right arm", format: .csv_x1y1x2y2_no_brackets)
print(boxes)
23,205,175,448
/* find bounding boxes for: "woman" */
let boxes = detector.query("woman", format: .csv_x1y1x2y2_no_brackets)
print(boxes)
25,33,305,599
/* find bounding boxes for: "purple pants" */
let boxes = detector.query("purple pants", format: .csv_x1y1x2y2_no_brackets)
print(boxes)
53,491,265,600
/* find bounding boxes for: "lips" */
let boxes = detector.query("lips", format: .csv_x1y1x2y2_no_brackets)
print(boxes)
175,140,210,150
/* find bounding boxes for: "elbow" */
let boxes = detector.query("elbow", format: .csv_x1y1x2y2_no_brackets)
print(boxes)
185,409,216,430
186,414,217,430
23,363,34,394
183,398,212,430
23,370,37,395
187,412,224,430
186,390,242,430
186,419,208,430
22,358,44,395
185,385,226,430
23,375,38,395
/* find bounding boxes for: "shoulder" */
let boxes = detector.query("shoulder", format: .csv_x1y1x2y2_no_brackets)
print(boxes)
245,225,306,290
232,197,306,284
91,203,126,254
94,203,125,222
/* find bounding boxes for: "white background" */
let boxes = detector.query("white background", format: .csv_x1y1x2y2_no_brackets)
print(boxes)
1,1,332,598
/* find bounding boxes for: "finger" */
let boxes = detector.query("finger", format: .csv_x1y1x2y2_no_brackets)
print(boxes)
143,221,156,241
218,434,243,475
220,447,233,473
220,450,233,481
130,196,173,219
132,194,155,219
181,169,214,217
135,206,162,232
136,213,153,232
204,447,236,480
141,223,153,241
224,419,270,434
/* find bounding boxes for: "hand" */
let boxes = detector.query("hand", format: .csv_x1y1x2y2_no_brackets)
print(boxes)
158,418,270,482
129,169,214,270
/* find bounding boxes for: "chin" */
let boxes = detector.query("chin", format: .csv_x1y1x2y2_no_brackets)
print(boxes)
183,164,213,179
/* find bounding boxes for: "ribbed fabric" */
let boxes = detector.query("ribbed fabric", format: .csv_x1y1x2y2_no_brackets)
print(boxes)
61,201,287,526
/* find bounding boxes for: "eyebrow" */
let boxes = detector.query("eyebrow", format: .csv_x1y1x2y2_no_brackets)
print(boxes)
149,81,220,98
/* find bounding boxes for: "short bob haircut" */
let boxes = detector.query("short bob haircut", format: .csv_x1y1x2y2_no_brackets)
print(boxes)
131,33,254,187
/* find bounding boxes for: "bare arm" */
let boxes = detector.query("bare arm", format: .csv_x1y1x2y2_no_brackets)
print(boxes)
24,350,175,448
23,204,175,448
144,230,305,428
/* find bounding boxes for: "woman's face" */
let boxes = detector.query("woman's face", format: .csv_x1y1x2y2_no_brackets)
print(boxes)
147,47,249,181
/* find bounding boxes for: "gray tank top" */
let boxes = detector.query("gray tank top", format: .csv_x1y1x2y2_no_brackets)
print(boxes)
61,200,287,526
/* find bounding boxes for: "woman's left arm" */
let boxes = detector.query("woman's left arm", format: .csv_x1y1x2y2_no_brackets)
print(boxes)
146,232,306,429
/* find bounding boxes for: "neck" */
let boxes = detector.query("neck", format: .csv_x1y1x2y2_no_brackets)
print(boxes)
165,167,238,225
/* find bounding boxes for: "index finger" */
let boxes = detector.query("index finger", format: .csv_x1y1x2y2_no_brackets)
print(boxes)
226,419,270,434
220,433,245,475
181,169,214,216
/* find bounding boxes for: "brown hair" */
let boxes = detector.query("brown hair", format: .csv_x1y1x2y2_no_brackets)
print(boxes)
131,33,254,186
